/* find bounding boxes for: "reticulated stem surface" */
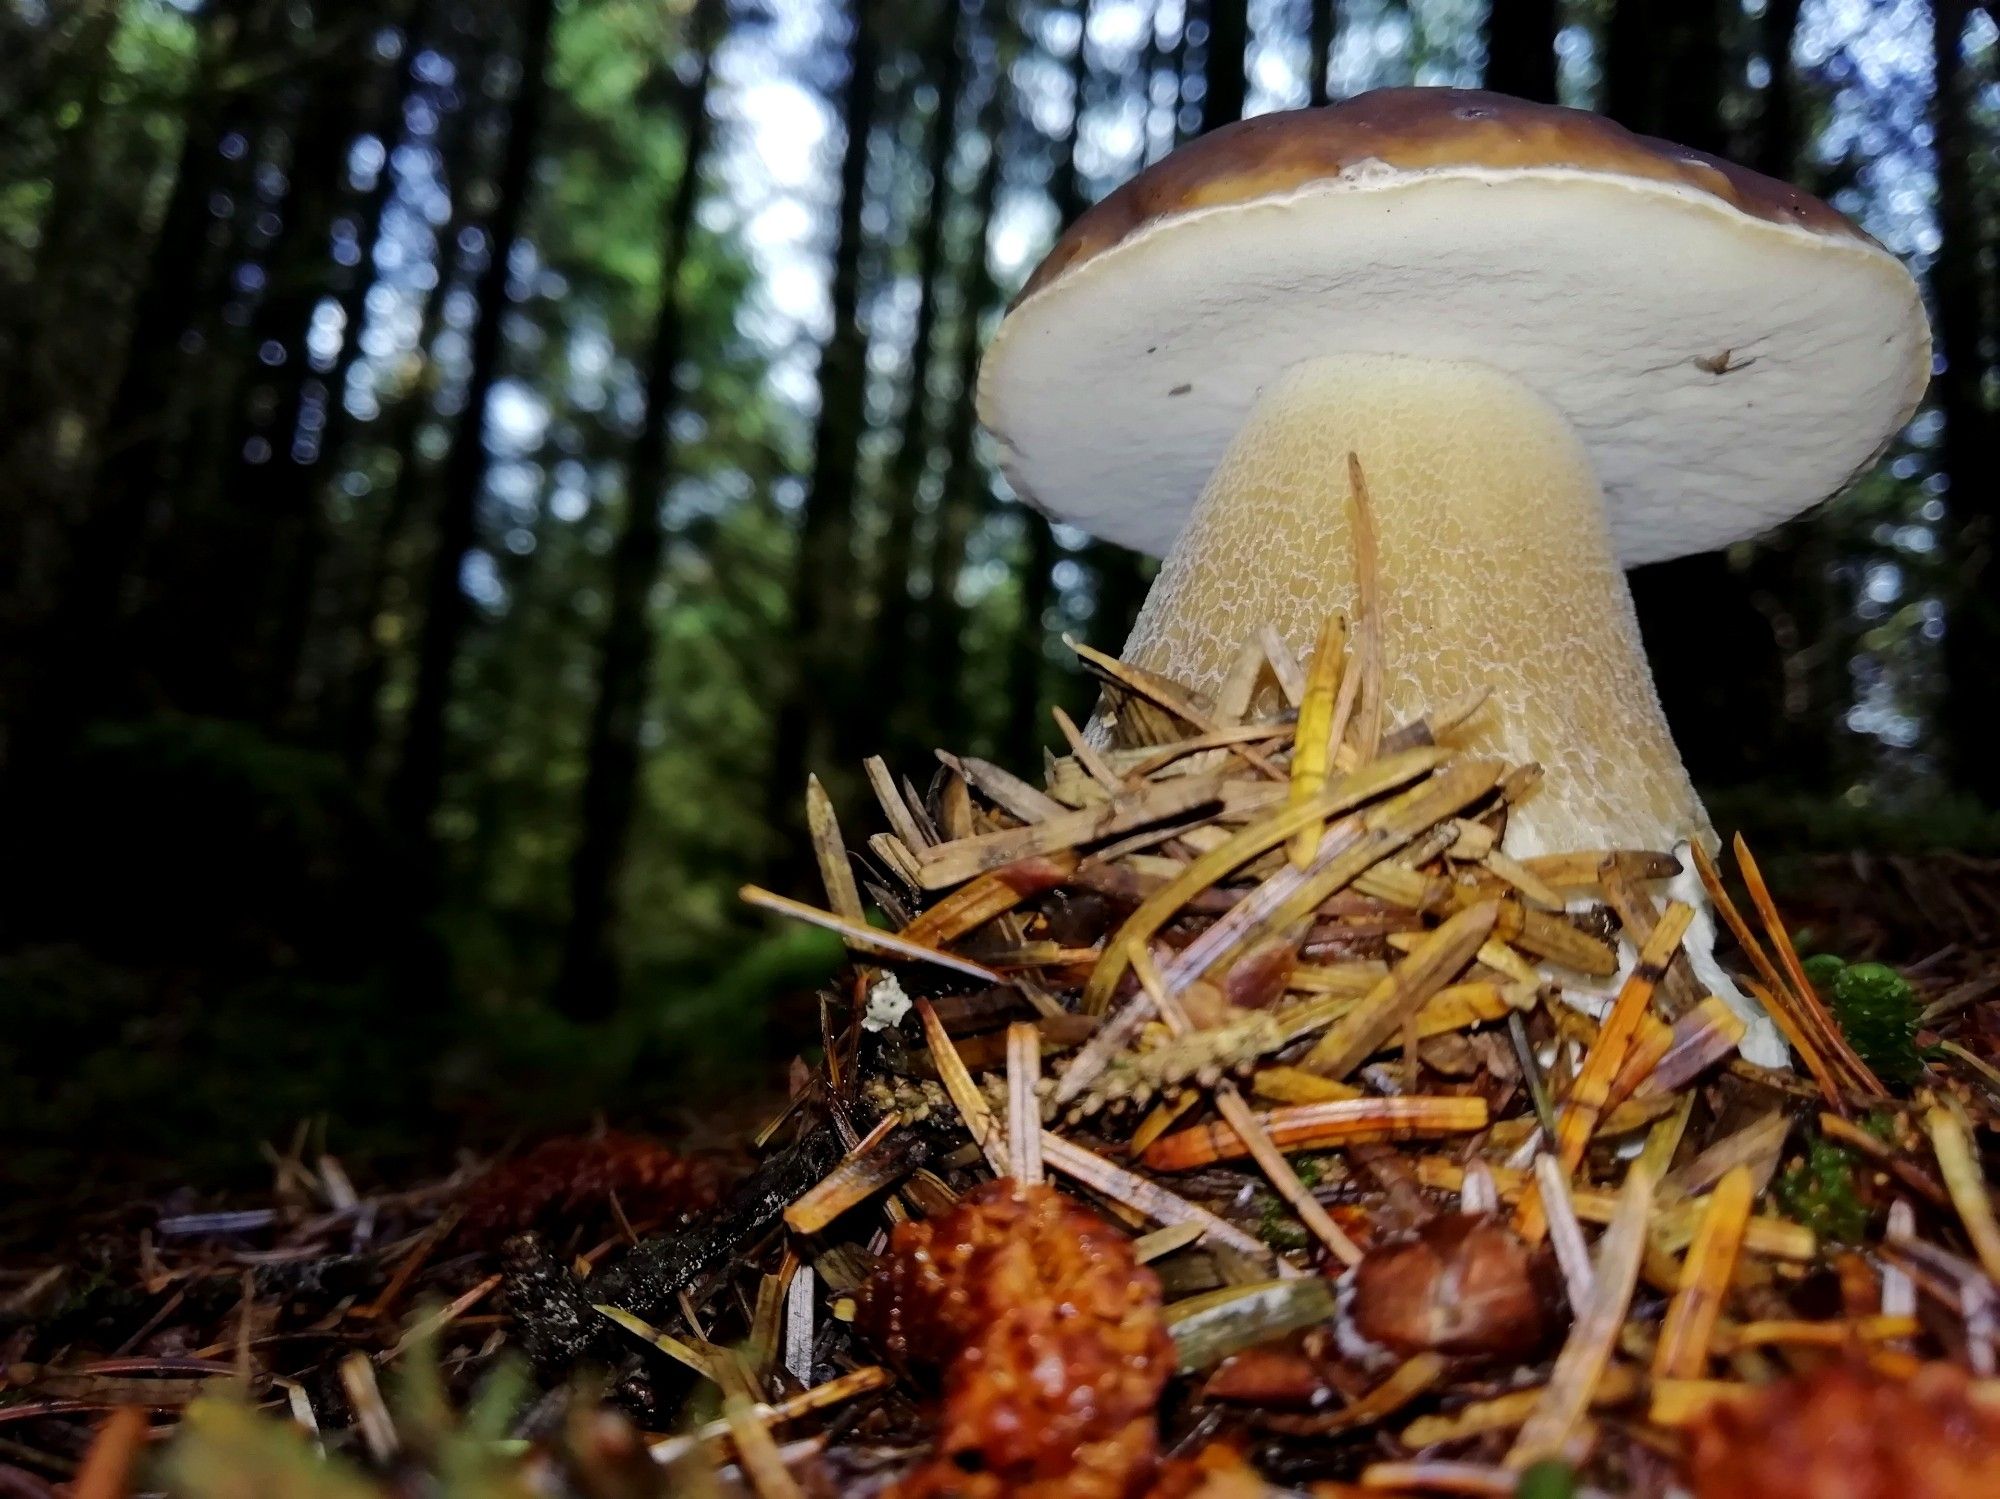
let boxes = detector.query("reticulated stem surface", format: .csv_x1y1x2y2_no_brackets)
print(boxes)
1119,352,1709,859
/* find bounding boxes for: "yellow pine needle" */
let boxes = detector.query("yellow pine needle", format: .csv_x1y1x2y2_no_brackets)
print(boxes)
1652,1165,1755,1380
724,1393,807,1499
1288,614,1348,869
1252,1066,1364,1105
1412,1158,1816,1262
1301,901,1499,1078
595,1304,722,1381
1923,1096,2000,1286
1128,1089,1201,1157
1716,1315,1920,1353
914,773,1226,889
1079,745,1449,1013
1517,902,1690,1242
1345,453,1386,762
1647,1379,1761,1427
1401,1366,1645,1448
1310,1354,1448,1436
805,775,863,921
914,998,1010,1178
648,1369,892,1465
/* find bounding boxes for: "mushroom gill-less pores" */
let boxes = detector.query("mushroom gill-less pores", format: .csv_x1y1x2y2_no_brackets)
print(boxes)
978,88,1930,1064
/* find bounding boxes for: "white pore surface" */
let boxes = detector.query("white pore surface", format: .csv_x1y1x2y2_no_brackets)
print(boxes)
981,170,1929,565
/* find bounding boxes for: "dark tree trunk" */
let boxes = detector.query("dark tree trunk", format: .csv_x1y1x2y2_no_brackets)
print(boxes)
555,0,723,1018
1607,0,1778,791
766,0,882,841
868,0,969,758
1751,0,1803,180
1201,0,1247,133
1306,0,1336,107
67,0,250,687
1932,0,2000,801
169,9,381,722
393,0,558,843
1482,0,1558,103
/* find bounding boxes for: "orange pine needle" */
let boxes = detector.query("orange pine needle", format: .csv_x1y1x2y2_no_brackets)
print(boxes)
1652,1165,1755,1381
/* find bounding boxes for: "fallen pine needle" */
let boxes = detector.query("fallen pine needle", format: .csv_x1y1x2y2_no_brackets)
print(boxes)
1006,1022,1043,1187
739,885,1001,983
915,998,1010,1178
1038,1131,1292,1271
1507,1164,1655,1469
1534,1154,1594,1318
649,1368,892,1464
1651,1165,1754,1381
72,1407,149,1499
1923,1095,2000,1286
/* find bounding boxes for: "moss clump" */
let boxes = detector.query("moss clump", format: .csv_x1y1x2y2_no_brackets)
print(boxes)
1776,1135,1869,1245
1803,955,1924,1087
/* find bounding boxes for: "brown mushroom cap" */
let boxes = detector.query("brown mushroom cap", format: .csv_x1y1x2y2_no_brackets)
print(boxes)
979,87,1930,566
1018,88,1872,304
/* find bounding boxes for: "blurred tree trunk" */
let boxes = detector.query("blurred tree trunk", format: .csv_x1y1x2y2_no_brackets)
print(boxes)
262,2,430,722
923,55,1009,742
1306,0,1336,107
556,0,723,1018
1008,0,1094,763
1738,0,1836,789
58,0,254,713
167,8,383,722
0,3,121,751
1201,0,1247,133
869,0,969,763
394,0,557,844
1608,0,1779,793
1932,0,2000,802
1482,0,1557,103
767,0,882,841
335,32,494,775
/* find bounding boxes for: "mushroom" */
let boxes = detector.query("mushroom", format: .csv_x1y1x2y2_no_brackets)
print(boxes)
978,88,1929,1064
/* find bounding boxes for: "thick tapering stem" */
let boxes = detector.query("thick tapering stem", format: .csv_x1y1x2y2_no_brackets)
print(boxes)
1119,353,1706,859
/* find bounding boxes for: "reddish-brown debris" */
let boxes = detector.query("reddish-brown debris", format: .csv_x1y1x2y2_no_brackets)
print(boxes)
855,1179,1176,1499
1347,1213,1554,1362
1689,1359,2000,1499
456,1132,724,1245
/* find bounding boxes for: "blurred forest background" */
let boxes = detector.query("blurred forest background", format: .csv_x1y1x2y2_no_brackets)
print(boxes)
1,0,1995,1199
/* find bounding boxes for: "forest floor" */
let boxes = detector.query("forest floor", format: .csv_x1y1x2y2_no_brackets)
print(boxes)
4,718,1999,1498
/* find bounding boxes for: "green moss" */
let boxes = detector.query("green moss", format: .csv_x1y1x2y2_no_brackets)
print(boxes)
1799,956,1924,1088
1776,1135,1869,1245
1256,1194,1310,1252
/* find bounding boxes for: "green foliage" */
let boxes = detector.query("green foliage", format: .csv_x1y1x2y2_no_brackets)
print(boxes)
1775,1134,1869,1245
1514,1460,1578,1499
1801,955,1924,1087
161,1333,535,1499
